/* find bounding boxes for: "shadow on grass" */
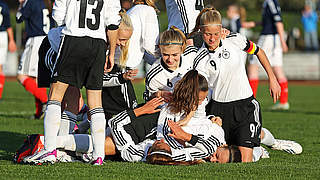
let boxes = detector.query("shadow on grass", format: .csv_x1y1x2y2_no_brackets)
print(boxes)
0,131,26,161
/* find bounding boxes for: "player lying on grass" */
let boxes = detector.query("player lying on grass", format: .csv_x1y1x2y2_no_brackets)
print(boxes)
16,71,302,164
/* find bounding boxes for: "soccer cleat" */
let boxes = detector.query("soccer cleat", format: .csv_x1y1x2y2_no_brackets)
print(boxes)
270,139,303,155
23,149,57,164
260,146,270,159
14,134,44,163
270,102,290,110
91,157,103,166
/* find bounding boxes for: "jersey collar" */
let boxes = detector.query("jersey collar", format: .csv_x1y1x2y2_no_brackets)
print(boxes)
160,57,183,73
204,41,223,54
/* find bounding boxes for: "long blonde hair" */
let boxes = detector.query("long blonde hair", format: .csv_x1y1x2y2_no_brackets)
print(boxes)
159,26,187,52
118,11,133,68
189,7,222,37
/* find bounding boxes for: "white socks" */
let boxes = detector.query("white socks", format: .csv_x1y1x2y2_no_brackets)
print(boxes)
56,134,93,153
44,100,61,151
261,127,276,146
89,108,106,160
58,111,77,136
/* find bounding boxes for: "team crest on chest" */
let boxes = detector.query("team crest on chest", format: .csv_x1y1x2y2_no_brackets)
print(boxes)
222,49,230,59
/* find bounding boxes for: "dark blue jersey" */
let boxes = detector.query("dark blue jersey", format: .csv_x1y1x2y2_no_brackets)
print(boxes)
16,0,54,38
261,0,282,35
0,0,11,32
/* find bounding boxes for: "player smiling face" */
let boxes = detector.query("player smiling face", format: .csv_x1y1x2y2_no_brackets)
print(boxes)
116,29,133,47
160,44,183,71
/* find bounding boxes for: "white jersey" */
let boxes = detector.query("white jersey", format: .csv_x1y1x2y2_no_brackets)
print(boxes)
144,46,197,100
165,0,203,34
194,33,259,102
53,0,121,41
126,4,159,68
157,107,226,161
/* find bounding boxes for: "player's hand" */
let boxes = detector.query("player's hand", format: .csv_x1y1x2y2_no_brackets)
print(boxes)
269,78,281,103
177,111,195,126
186,39,194,46
8,40,17,53
281,41,288,53
104,55,114,73
133,97,164,116
167,120,192,143
123,69,138,81
210,116,222,126
156,90,172,103
221,28,230,39
141,97,164,114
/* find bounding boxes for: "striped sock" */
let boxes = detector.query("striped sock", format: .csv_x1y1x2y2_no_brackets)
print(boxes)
89,107,106,160
58,111,77,136
44,100,61,151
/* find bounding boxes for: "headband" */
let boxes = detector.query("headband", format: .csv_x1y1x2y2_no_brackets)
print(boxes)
150,151,172,157
200,24,222,27
159,42,184,46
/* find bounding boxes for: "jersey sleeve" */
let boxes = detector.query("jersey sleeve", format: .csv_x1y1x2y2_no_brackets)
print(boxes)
227,33,259,55
52,0,67,26
102,72,126,87
141,7,159,55
267,0,282,22
108,110,148,162
16,0,33,23
171,135,220,161
171,125,225,161
193,48,210,81
144,62,162,100
104,0,121,27
156,108,184,149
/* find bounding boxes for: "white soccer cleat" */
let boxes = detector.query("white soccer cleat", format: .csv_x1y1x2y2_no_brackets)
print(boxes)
271,139,302,155
23,149,57,164
270,102,290,110
260,146,270,159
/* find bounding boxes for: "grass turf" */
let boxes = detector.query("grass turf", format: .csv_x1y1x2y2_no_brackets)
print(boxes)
0,81,319,179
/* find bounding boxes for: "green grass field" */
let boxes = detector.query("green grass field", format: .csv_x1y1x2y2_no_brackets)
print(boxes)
0,81,319,179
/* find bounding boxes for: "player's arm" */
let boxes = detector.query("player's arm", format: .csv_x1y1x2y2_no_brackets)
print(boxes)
167,120,223,156
275,22,288,53
256,48,281,103
6,28,17,52
108,110,146,162
104,0,121,72
2,6,16,52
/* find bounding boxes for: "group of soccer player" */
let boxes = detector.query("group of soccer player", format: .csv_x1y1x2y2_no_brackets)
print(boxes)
5,0,301,165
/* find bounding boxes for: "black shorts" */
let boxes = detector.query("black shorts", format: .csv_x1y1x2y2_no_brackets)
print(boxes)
38,36,57,88
102,65,137,117
206,96,262,148
123,108,159,144
53,35,106,90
